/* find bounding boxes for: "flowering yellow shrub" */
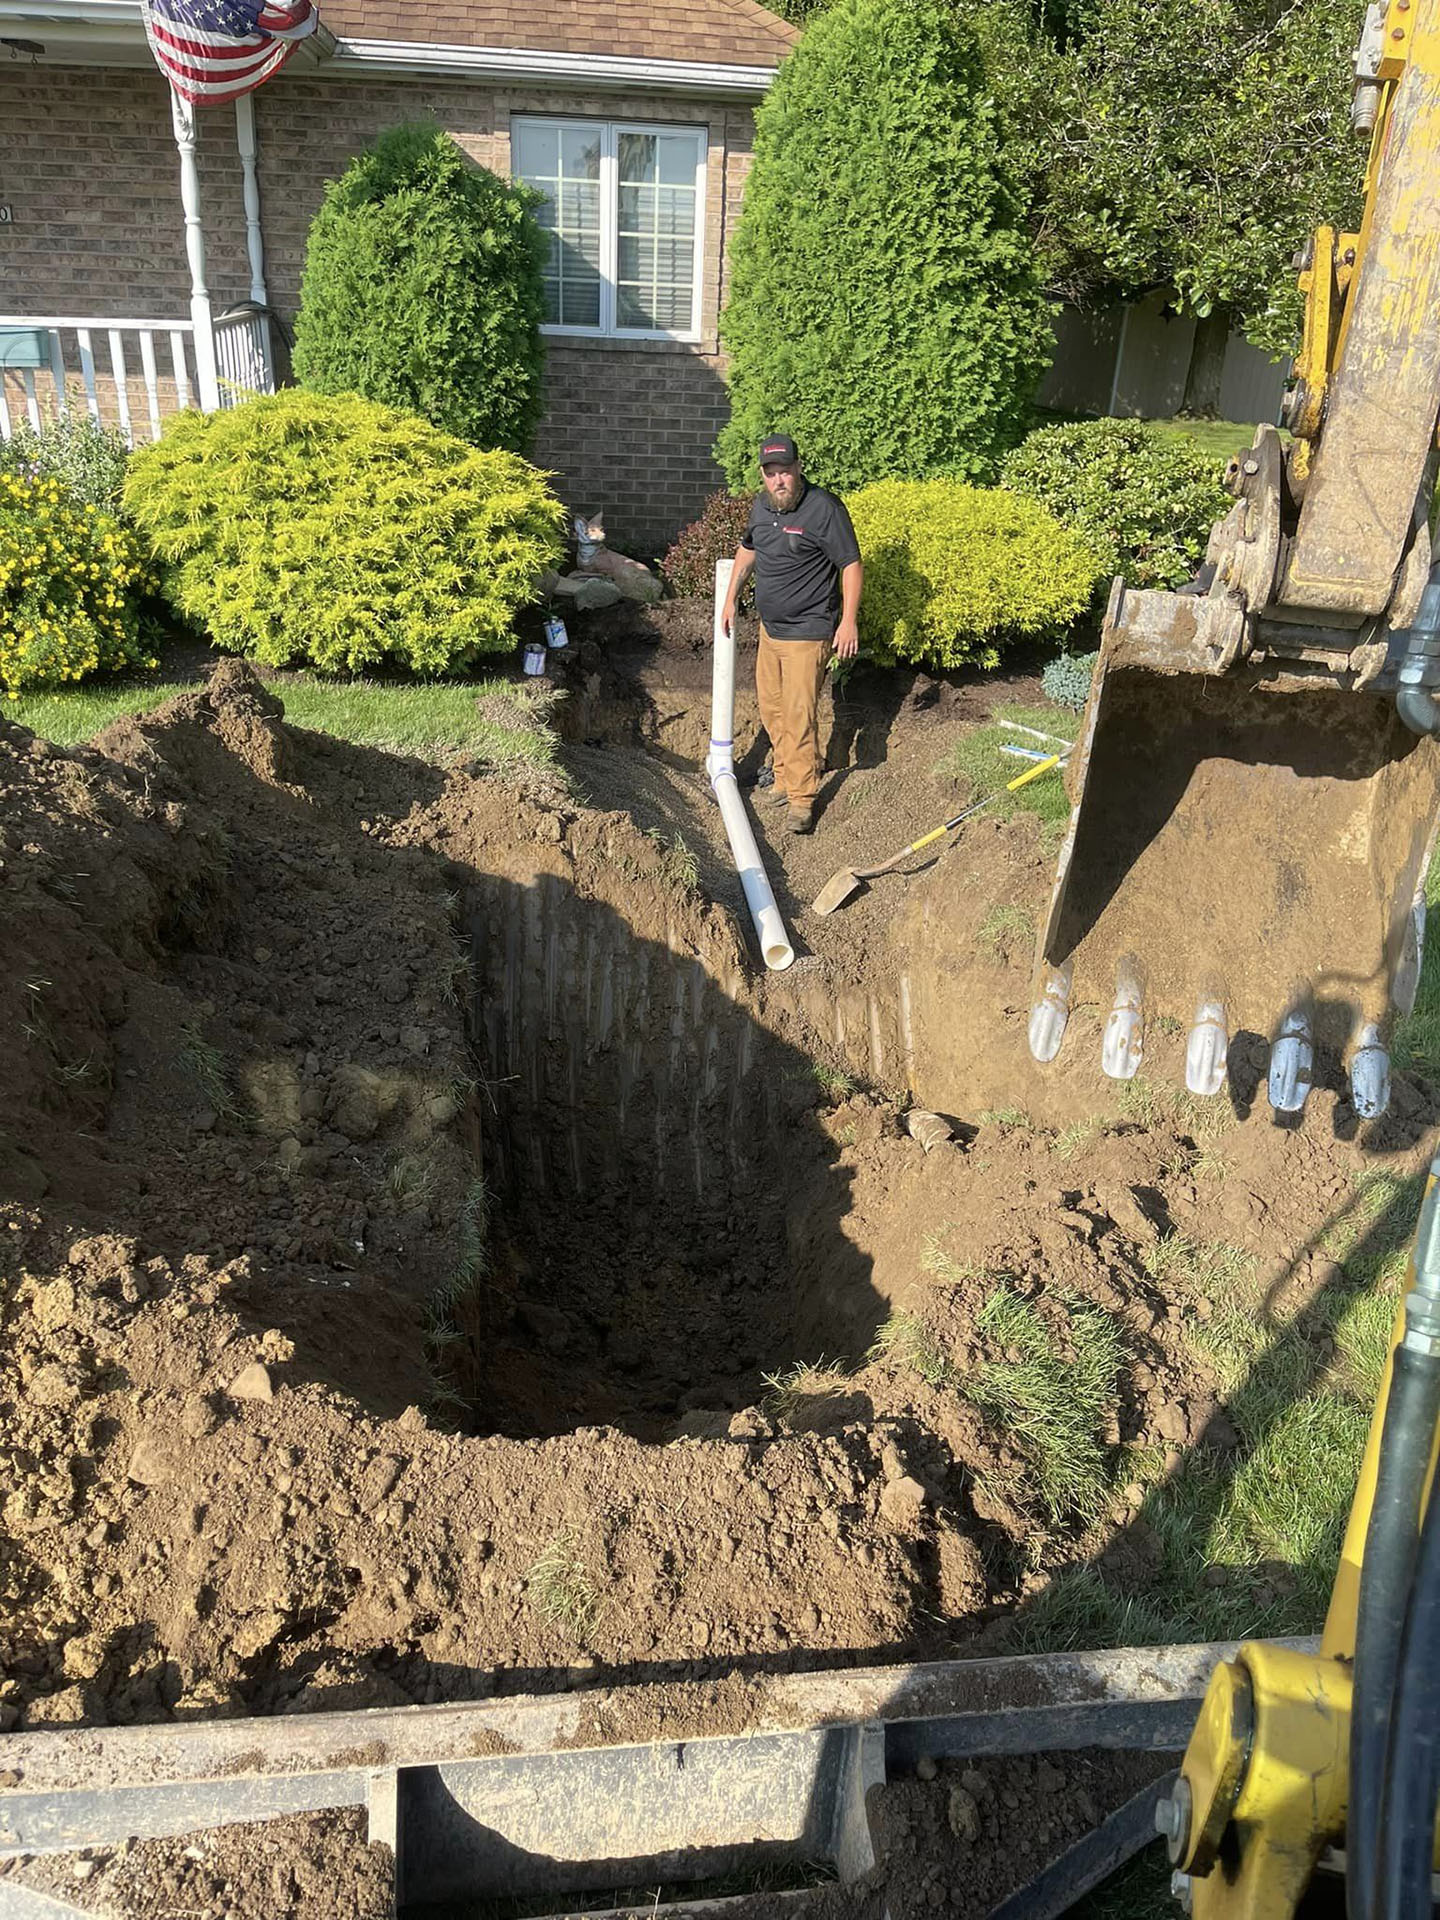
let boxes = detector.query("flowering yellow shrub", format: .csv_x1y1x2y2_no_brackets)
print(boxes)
0,473,154,697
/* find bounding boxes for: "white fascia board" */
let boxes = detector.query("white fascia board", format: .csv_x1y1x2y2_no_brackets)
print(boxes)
330,37,779,97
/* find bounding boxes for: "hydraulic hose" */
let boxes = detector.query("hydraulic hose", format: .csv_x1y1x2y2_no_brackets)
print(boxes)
1362,1166,1440,1920
1396,561,1440,737
1346,1341,1440,1920
1372,1474,1440,1920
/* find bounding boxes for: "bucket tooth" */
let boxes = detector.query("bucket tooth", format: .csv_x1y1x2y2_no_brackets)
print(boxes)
1028,963,1073,1065
1392,889,1427,1015
1101,963,1144,1081
1185,995,1228,1098
1268,1007,1314,1115
1349,1023,1392,1120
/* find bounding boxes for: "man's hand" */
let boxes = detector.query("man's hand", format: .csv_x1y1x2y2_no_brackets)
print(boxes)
719,599,736,642
833,617,859,660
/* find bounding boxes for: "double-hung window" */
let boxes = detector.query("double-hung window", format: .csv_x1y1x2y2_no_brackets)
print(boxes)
512,117,707,342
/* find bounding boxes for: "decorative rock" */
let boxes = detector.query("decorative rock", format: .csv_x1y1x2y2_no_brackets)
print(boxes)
551,573,624,611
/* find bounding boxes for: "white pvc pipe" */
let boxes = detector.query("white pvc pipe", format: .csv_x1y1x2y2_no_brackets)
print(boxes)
708,559,795,971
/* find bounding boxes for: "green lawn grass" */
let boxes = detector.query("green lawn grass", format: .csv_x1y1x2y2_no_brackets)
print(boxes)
1144,415,1262,470
1011,1168,1420,1655
9,669,561,773
935,699,1080,845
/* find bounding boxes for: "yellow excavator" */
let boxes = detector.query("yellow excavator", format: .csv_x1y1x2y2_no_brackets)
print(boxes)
1159,1145,1440,1920
1073,6,1440,1916
1027,0,1440,1125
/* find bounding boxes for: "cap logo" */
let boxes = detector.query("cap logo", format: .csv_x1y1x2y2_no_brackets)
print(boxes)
763,443,788,456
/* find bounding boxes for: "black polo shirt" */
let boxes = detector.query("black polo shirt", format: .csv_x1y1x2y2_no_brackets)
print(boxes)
740,481,861,640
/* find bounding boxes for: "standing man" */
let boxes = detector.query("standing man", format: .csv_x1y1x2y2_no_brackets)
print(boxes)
720,435,863,835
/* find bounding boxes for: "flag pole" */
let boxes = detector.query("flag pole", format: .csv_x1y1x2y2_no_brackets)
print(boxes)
169,84,221,413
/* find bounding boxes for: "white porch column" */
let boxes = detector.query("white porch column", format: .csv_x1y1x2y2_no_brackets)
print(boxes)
234,92,268,305
169,86,221,413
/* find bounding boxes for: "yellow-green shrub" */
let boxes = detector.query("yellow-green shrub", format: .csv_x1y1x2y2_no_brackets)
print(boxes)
846,479,1104,669
123,390,566,675
0,472,153,698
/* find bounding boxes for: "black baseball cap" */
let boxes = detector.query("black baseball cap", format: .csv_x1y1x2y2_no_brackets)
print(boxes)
759,434,799,467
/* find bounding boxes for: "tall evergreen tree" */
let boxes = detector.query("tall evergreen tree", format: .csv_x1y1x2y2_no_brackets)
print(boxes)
717,0,1051,492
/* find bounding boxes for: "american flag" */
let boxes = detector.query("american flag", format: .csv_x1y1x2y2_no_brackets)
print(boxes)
142,0,319,106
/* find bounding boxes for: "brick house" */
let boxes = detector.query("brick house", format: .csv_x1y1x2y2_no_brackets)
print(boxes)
0,0,796,549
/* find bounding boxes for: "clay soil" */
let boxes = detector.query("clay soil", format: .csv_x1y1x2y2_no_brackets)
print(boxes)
2,611,1437,1916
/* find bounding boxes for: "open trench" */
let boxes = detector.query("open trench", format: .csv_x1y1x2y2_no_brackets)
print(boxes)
444,862,889,1439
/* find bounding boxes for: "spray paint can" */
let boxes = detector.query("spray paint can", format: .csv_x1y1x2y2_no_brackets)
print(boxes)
522,641,547,676
544,614,569,651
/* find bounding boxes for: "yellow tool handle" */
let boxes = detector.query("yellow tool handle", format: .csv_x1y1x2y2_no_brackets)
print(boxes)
1007,752,1064,791
904,754,1065,855
908,822,953,855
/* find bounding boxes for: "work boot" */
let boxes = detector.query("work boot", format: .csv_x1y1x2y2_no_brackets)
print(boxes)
768,786,792,809
787,803,815,835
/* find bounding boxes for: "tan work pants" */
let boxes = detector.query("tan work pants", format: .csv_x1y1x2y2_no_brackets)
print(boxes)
756,627,829,806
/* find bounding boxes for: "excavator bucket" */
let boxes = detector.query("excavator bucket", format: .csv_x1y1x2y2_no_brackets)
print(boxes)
1027,580,1440,1117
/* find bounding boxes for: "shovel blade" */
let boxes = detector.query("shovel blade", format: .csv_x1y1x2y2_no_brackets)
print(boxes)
812,867,863,915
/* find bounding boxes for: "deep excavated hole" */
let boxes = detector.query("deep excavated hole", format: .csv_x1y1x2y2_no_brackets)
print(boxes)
445,868,880,1442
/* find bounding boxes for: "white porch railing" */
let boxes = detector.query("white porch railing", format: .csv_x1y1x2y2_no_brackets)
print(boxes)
0,311,274,446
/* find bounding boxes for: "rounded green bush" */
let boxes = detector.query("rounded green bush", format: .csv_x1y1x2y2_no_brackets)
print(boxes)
1000,418,1228,591
717,0,1051,493
123,390,565,676
846,479,1104,669
293,122,548,453
1,471,154,697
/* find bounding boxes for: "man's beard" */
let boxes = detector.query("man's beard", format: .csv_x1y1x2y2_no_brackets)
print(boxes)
767,478,799,510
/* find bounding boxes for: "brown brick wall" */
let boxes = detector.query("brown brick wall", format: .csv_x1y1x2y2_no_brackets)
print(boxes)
536,341,731,557
0,64,754,548
0,67,251,316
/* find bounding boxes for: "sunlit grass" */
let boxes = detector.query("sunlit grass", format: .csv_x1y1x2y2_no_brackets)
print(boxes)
10,668,561,772
933,701,1078,844
975,1286,1126,1528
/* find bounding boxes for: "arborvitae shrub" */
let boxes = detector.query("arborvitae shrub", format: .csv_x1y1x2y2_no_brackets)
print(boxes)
846,479,1103,669
660,491,756,598
1,472,154,695
1001,418,1228,591
123,391,565,675
717,0,1051,493
293,123,548,453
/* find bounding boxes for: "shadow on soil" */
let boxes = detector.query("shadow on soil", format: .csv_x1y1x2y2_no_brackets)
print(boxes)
1001,1144,1436,1656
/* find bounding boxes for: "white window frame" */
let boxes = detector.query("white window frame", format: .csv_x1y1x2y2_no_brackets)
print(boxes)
512,115,708,344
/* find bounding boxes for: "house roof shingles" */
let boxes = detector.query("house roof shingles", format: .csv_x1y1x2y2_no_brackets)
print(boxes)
318,0,799,67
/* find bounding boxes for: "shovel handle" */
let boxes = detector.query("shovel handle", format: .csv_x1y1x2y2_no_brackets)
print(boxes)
899,754,1067,861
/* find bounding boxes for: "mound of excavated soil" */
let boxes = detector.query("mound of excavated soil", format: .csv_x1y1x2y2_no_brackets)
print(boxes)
2,656,1436,1915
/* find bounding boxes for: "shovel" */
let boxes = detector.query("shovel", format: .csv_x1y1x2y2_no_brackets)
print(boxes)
810,752,1066,916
